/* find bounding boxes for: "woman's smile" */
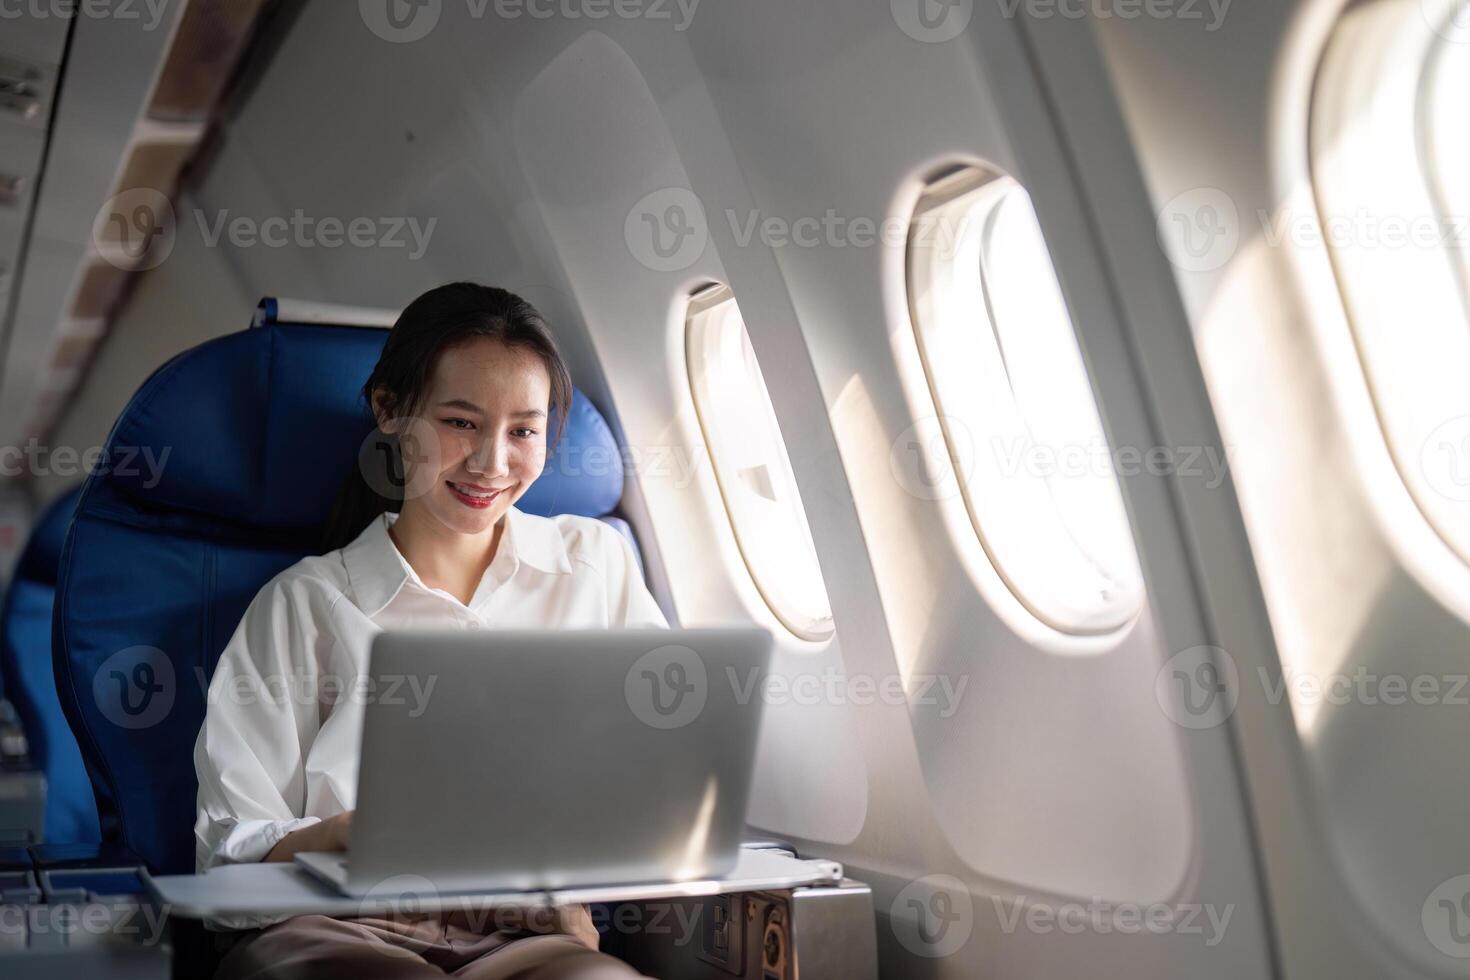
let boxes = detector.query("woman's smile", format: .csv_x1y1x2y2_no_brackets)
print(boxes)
446,480,509,509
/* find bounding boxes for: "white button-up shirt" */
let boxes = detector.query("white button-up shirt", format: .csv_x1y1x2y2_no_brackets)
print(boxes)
193,506,667,874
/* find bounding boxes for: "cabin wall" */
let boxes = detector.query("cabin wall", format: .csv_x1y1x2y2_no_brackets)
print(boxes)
38,187,254,508
41,2,1323,977
1084,0,1470,976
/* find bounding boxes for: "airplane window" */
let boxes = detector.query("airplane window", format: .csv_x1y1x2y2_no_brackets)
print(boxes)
1312,4,1470,568
685,284,836,641
906,167,1144,633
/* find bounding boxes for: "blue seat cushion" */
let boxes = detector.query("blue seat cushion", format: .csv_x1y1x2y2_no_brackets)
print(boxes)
0,486,99,845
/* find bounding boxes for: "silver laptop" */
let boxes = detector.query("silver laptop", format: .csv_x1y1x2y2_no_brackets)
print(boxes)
296,627,771,897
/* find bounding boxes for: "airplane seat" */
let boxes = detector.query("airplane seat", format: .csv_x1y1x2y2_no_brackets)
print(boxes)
51,303,638,877
0,484,101,845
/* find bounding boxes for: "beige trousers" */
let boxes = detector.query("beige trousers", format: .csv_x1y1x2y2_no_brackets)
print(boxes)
212,906,650,979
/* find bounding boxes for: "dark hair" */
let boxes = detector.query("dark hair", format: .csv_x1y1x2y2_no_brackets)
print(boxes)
320,282,573,551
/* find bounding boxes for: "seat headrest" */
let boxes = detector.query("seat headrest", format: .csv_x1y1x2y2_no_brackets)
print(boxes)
105,320,622,530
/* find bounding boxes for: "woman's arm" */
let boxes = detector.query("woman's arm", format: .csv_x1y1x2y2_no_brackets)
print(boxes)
193,573,333,869
264,810,353,861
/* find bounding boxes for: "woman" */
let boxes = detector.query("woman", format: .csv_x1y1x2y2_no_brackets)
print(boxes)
194,283,663,979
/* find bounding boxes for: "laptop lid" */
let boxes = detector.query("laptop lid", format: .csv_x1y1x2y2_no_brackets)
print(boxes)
348,628,771,895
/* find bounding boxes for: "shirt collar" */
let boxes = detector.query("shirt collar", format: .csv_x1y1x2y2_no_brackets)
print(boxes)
341,505,572,617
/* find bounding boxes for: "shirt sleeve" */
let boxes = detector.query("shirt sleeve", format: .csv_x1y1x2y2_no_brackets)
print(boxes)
193,574,330,870
600,523,669,629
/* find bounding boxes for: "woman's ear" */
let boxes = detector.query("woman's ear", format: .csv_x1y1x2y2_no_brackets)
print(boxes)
369,387,396,432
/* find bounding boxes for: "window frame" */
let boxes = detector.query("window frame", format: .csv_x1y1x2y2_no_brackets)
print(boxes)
904,164,1146,635
683,282,836,642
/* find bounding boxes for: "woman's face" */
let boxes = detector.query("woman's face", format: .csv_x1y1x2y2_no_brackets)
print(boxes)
382,337,552,537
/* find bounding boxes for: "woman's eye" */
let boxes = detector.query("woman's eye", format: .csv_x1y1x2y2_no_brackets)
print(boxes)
443,418,474,430
512,428,539,439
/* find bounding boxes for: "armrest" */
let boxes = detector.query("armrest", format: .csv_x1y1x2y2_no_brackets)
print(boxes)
0,845,32,870
29,842,145,870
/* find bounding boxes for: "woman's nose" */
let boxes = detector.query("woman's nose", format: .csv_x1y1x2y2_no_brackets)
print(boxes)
465,434,510,477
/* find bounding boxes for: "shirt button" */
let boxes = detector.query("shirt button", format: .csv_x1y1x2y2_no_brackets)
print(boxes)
467,620,482,630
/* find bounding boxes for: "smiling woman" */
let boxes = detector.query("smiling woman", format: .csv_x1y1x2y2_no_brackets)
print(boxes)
322,283,574,554
194,283,663,979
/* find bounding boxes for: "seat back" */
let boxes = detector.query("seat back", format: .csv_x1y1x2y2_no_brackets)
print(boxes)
0,485,99,844
53,306,629,873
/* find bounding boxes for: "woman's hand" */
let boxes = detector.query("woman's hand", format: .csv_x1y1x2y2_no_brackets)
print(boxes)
263,810,353,862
